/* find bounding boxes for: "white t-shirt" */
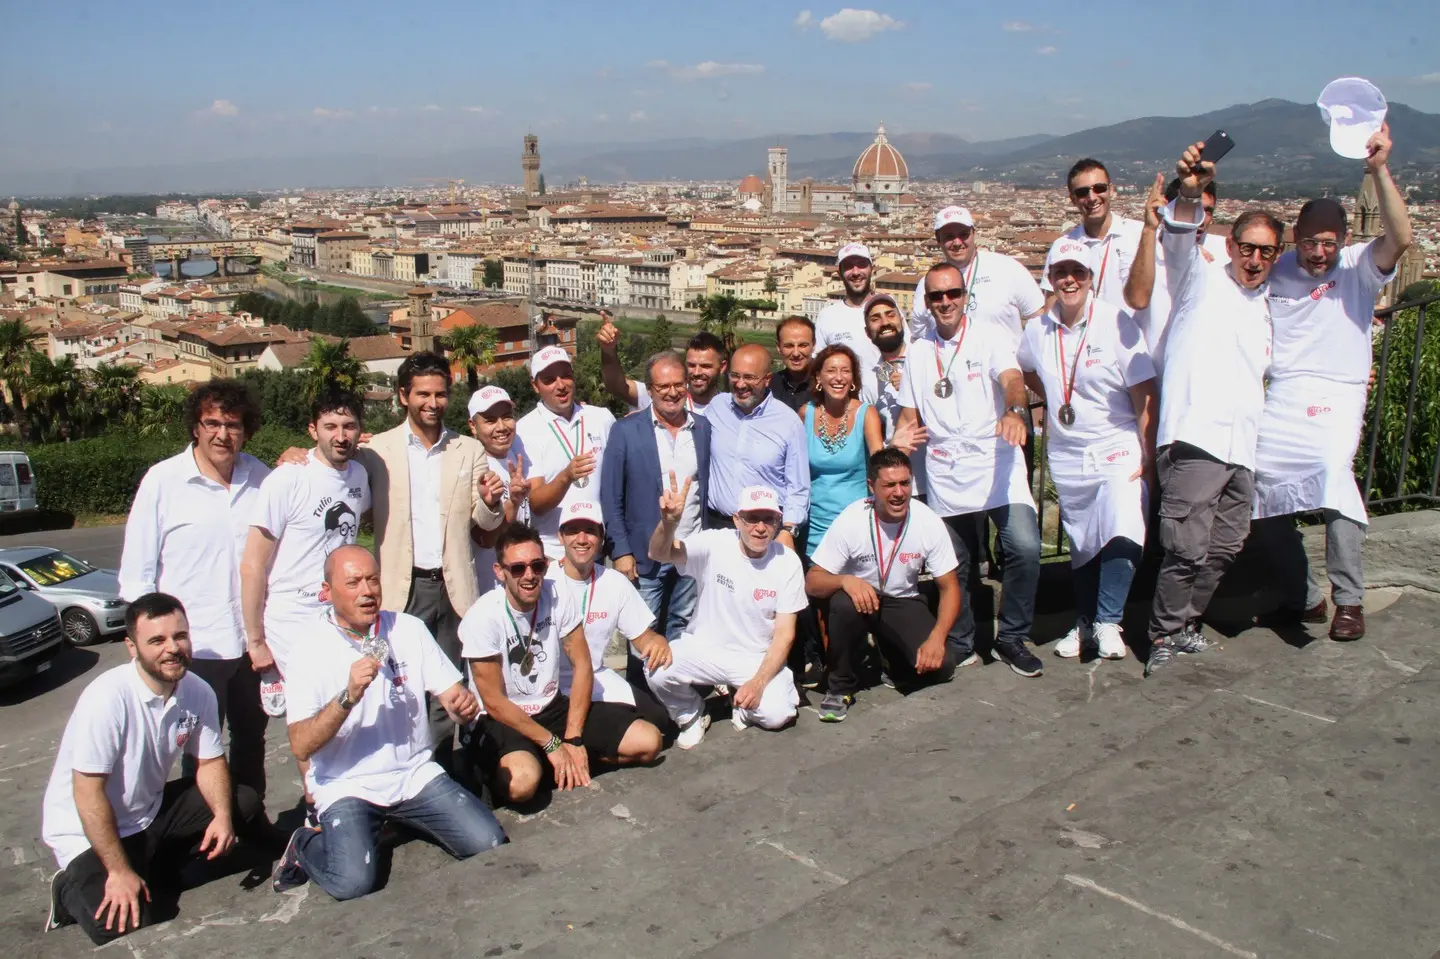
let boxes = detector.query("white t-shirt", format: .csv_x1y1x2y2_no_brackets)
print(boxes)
810,498,957,599
627,379,712,418
676,529,807,656
459,579,584,715
473,439,532,597
546,565,655,704
864,349,927,497
815,299,889,400
43,662,223,868
253,452,370,621
1265,240,1394,386
1042,217,1145,311
1017,299,1155,453
515,403,617,559
909,251,1046,346
897,321,1034,517
286,609,460,813
1136,232,1230,378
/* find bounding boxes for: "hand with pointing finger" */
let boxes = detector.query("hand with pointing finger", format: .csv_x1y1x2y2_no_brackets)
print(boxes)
596,312,620,355
1142,172,1165,230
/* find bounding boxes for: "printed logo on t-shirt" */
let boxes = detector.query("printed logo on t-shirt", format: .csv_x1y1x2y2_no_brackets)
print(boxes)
585,610,608,624
505,617,552,697
1306,405,1332,418
753,587,776,602
173,711,198,750
314,494,360,554
966,358,982,381
898,551,924,566
1309,281,1337,301
715,573,736,592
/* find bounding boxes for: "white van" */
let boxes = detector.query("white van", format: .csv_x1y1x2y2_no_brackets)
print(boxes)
0,452,37,513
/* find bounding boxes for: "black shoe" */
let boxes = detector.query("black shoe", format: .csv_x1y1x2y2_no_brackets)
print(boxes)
799,661,824,690
271,827,310,893
44,870,74,932
994,639,1043,678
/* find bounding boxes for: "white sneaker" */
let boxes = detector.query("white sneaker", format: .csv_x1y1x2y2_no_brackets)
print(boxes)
676,713,711,750
1095,623,1127,660
1054,622,1090,658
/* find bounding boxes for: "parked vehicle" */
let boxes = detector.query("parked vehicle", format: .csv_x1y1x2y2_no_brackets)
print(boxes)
0,452,37,513
0,547,127,646
0,565,64,687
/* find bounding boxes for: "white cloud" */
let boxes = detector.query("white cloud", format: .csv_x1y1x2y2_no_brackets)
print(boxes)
794,9,813,28
629,110,649,123
819,8,904,43
460,105,493,115
1037,45,1057,55
198,99,239,118
312,106,354,119
901,81,931,94
420,104,441,112
661,60,766,81
1002,20,1033,31
1416,72,1440,84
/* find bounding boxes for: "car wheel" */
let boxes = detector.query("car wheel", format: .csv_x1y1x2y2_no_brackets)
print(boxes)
62,608,101,646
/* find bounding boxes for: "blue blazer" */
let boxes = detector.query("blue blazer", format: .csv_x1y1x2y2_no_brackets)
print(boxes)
601,408,711,578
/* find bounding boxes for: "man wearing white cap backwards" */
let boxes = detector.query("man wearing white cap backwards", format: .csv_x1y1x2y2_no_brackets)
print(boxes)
467,385,531,597
814,242,892,401
515,345,616,561
910,206,1046,346
1042,160,1145,314
1249,120,1412,643
1143,140,1282,677
1018,239,1158,661
646,481,807,748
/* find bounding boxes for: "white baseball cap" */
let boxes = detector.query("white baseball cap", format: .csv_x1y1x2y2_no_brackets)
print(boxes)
558,499,604,530
933,206,975,232
1317,77,1387,160
530,345,572,378
736,485,781,516
467,385,513,418
835,242,872,266
1048,238,1098,275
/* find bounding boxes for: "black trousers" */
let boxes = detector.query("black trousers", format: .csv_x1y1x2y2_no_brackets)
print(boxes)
57,778,267,945
405,572,462,767
826,591,955,697
184,656,267,800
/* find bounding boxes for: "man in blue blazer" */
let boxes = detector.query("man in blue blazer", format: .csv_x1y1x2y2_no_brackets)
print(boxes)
601,352,711,676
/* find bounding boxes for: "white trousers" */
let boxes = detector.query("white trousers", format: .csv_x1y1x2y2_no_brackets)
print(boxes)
647,636,798,730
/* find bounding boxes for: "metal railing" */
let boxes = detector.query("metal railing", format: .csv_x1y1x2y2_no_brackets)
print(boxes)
1361,293,1440,510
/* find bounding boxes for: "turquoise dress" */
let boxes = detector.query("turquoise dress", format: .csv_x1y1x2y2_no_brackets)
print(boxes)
804,402,871,558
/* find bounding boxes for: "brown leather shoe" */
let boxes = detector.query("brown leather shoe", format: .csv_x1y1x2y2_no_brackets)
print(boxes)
1254,599,1328,628
1330,605,1365,641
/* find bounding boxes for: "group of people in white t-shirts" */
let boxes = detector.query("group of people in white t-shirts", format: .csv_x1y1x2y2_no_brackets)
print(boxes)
38,124,1412,942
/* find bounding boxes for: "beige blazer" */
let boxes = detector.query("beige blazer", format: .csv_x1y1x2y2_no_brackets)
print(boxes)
356,422,502,618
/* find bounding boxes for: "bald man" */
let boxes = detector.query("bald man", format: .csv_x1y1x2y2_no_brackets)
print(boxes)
704,344,810,550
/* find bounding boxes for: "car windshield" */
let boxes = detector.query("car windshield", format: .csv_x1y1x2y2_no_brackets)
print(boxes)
0,567,15,595
18,551,95,586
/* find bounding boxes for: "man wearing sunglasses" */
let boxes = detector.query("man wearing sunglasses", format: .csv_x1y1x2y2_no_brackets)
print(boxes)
1250,122,1412,643
516,345,617,560
462,523,662,805
909,206,1045,346
1043,160,1145,313
895,263,1045,679
647,483,807,748
1144,141,1281,677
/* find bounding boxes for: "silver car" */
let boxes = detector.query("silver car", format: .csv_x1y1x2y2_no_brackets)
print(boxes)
0,547,128,646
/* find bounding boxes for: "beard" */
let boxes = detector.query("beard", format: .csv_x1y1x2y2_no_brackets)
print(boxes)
872,328,903,352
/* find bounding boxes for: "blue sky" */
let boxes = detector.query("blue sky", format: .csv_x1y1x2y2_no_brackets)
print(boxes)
2,0,1438,175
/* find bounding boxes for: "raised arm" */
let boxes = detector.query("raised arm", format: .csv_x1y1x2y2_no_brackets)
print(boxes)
1365,124,1413,273
1125,173,1166,312
596,314,641,407
647,471,691,566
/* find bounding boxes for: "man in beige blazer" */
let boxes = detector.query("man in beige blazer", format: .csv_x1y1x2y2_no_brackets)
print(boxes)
355,352,505,765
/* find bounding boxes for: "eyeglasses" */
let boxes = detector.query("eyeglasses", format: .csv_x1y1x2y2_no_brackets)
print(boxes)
502,559,549,577
938,226,974,241
1235,242,1281,262
736,512,780,528
728,372,767,385
924,287,968,303
1050,265,1092,281
650,382,687,395
199,419,244,434
1071,183,1110,199
1298,238,1340,253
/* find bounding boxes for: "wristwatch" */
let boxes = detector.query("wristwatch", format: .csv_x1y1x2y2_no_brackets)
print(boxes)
562,736,584,747
782,523,798,537
1006,404,1028,418
336,689,356,711
542,735,562,754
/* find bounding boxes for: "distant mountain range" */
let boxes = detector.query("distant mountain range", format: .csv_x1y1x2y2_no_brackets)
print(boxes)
7,99,1439,197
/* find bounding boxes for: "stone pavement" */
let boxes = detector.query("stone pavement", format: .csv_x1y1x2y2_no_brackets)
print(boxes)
3,577,1439,958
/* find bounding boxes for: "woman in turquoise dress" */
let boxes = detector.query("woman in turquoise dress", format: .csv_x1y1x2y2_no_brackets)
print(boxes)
802,344,884,558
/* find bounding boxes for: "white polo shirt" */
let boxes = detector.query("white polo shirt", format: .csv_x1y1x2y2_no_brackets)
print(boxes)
515,402,617,559
896,321,1034,517
676,529,807,656
546,565,655,705
1042,216,1146,311
119,447,270,660
909,251,1046,345
1017,299,1155,453
1156,201,1272,469
459,579,584,715
43,661,223,869
285,610,461,813
811,498,957,599
1265,240,1394,386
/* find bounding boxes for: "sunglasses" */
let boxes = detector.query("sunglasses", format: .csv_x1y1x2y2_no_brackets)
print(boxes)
938,226,974,241
924,287,968,303
1071,183,1111,199
1050,265,1092,281
736,511,780,528
1235,242,1281,262
502,559,549,577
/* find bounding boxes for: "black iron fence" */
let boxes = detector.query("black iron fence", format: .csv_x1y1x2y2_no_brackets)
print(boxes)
1361,293,1440,510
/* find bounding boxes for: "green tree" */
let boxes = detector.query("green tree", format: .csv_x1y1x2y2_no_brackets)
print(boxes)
0,317,42,441
240,369,311,433
302,338,366,402
697,294,745,354
1396,280,1440,307
1360,305,1440,505
88,363,142,430
763,273,778,294
538,173,546,196
444,324,497,391
488,364,537,414
138,383,189,438
25,355,87,442
482,259,504,289
643,314,676,357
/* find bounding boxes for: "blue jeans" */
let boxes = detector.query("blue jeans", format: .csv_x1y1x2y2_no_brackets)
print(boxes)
943,504,1041,654
295,774,506,901
1073,537,1143,626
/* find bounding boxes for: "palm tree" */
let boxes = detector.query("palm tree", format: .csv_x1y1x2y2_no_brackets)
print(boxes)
139,383,188,437
443,323,497,391
25,355,87,442
303,337,366,402
0,317,42,441
89,363,142,430
697,293,745,354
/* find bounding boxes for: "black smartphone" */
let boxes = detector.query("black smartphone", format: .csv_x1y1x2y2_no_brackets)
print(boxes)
1198,129,1235,165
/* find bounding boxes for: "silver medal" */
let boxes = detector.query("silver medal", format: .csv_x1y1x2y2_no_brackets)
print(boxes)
573,475,589,489
1058,403,1076,427
361,633,390,663
933,377,954,399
